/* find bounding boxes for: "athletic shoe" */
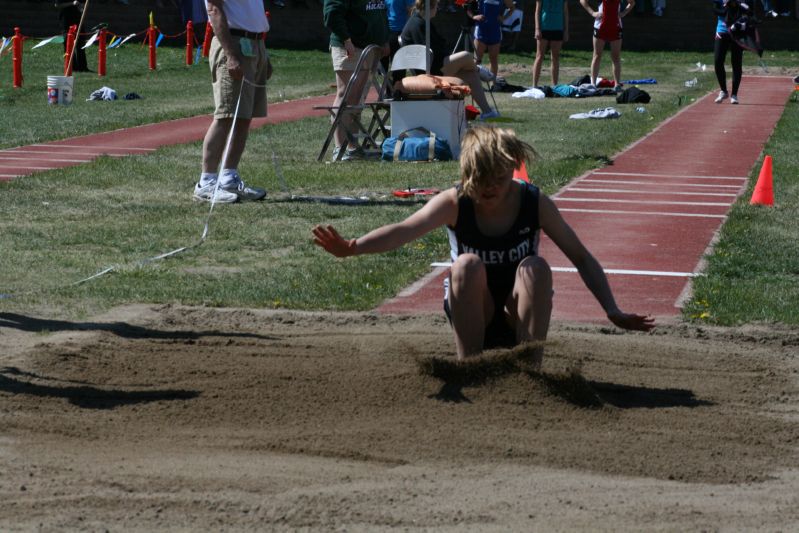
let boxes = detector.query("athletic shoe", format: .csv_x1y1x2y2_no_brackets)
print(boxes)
221,179,267,201
714,91,728,103
477,65,495,82
793,74,799,84
730,94,739,104
331,146,365,162
193,182,239,203
480,109,501,120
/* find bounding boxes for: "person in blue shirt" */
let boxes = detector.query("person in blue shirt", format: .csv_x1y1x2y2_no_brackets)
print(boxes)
468,0,514,80
712,0,754,104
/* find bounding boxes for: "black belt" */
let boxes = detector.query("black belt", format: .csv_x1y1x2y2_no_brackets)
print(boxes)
229,28,265,40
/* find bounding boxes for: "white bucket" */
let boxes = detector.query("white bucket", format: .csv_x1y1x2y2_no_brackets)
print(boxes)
46,75,74,105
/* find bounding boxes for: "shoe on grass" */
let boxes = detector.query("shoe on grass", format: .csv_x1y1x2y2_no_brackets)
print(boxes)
479,109,501,120
714,90,728,103
193,182,238,204
730,94,739,104
219,172,267,201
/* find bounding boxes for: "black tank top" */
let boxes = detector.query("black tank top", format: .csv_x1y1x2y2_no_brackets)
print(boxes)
446,181,541,307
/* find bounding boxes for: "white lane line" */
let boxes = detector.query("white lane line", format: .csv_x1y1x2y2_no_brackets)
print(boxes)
558,208,726,219
581,178,742,189
395,266,448,297
554,197,732,207
0,156,93,163
0,174,18,178
0,165,57,170
565,187,738,197
430,262,697,277
32,144,156,152
593,171,748,181
4,149,124,157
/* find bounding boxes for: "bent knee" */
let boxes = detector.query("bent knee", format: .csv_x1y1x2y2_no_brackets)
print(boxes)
517,256,552,286
451,254,487,282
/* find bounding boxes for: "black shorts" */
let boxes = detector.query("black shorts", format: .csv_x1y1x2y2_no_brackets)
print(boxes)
443,297,516,350
540,30,564,41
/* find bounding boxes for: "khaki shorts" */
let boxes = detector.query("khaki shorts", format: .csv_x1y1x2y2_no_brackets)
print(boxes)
331,45,363,72
210,36,269,119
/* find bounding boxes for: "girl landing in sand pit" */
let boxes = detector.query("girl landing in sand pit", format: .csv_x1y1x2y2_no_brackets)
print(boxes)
312,127,654,366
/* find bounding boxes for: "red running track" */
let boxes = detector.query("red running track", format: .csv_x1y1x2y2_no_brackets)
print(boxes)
377,76,796,323
0,94,333,181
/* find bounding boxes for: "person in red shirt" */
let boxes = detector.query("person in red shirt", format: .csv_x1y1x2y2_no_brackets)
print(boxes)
579,0,635,88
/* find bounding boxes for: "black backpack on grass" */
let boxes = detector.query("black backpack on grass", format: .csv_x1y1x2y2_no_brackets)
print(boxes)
616,87,651,104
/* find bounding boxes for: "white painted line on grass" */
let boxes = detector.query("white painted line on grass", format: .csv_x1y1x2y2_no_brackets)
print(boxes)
558,208,727,218
554,197,732,207
592,171,748,181
430,262,697,277
565,187,738,197
33,144,156,152
0,174,18,178
581,178,742,189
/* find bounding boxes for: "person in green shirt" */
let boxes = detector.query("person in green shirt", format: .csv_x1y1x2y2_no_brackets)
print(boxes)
323,0,390,161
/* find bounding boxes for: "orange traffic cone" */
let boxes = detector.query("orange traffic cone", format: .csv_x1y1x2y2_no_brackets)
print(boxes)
513,161,530,183
750,155,774,206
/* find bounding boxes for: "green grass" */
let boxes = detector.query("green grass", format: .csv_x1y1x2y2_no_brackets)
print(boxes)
1,45,798,325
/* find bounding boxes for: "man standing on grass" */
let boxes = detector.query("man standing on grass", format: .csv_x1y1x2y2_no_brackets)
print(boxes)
193,0,272,203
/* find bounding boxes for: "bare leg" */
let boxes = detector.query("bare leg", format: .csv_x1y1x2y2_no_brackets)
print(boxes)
591,36,605,86
458,69,492,112
610,39,623,85
508,256,553,369
202,118,252,174
532,39,550,87
448,254,494,359
474,40,487,66
549,40,563,85
332,69,367,149
487,43,500,78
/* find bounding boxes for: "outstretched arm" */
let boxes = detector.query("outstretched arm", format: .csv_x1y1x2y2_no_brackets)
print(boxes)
539,194,655,331
313,188,459,258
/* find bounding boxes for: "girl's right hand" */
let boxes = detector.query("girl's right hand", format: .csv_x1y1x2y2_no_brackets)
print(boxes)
312,225,357,257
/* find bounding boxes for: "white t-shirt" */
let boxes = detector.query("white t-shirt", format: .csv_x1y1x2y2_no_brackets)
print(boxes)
206,1,270,33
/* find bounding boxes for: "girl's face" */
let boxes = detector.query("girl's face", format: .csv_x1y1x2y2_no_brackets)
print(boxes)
473,171,513,207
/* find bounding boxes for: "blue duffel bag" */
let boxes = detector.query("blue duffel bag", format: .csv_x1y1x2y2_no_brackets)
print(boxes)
381,127,453,162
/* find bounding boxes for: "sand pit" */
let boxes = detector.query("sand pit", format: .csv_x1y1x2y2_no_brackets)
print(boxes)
1,304,798,530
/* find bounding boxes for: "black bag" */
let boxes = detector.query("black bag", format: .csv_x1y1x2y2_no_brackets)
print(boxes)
616,87,651,104
381,127,453,162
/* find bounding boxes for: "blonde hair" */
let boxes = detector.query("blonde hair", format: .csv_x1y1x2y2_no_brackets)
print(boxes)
459,126,537,198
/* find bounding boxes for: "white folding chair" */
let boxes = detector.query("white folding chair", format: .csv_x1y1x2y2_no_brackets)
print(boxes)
390,44,432,75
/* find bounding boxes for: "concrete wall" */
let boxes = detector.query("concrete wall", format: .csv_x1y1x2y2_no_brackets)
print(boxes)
4,0,797,52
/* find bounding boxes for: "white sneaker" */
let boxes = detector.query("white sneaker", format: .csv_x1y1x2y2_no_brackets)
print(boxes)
193,182,238,203
222,181,266,201
479,109,501,120
714,91,728,103
730,94,739,104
